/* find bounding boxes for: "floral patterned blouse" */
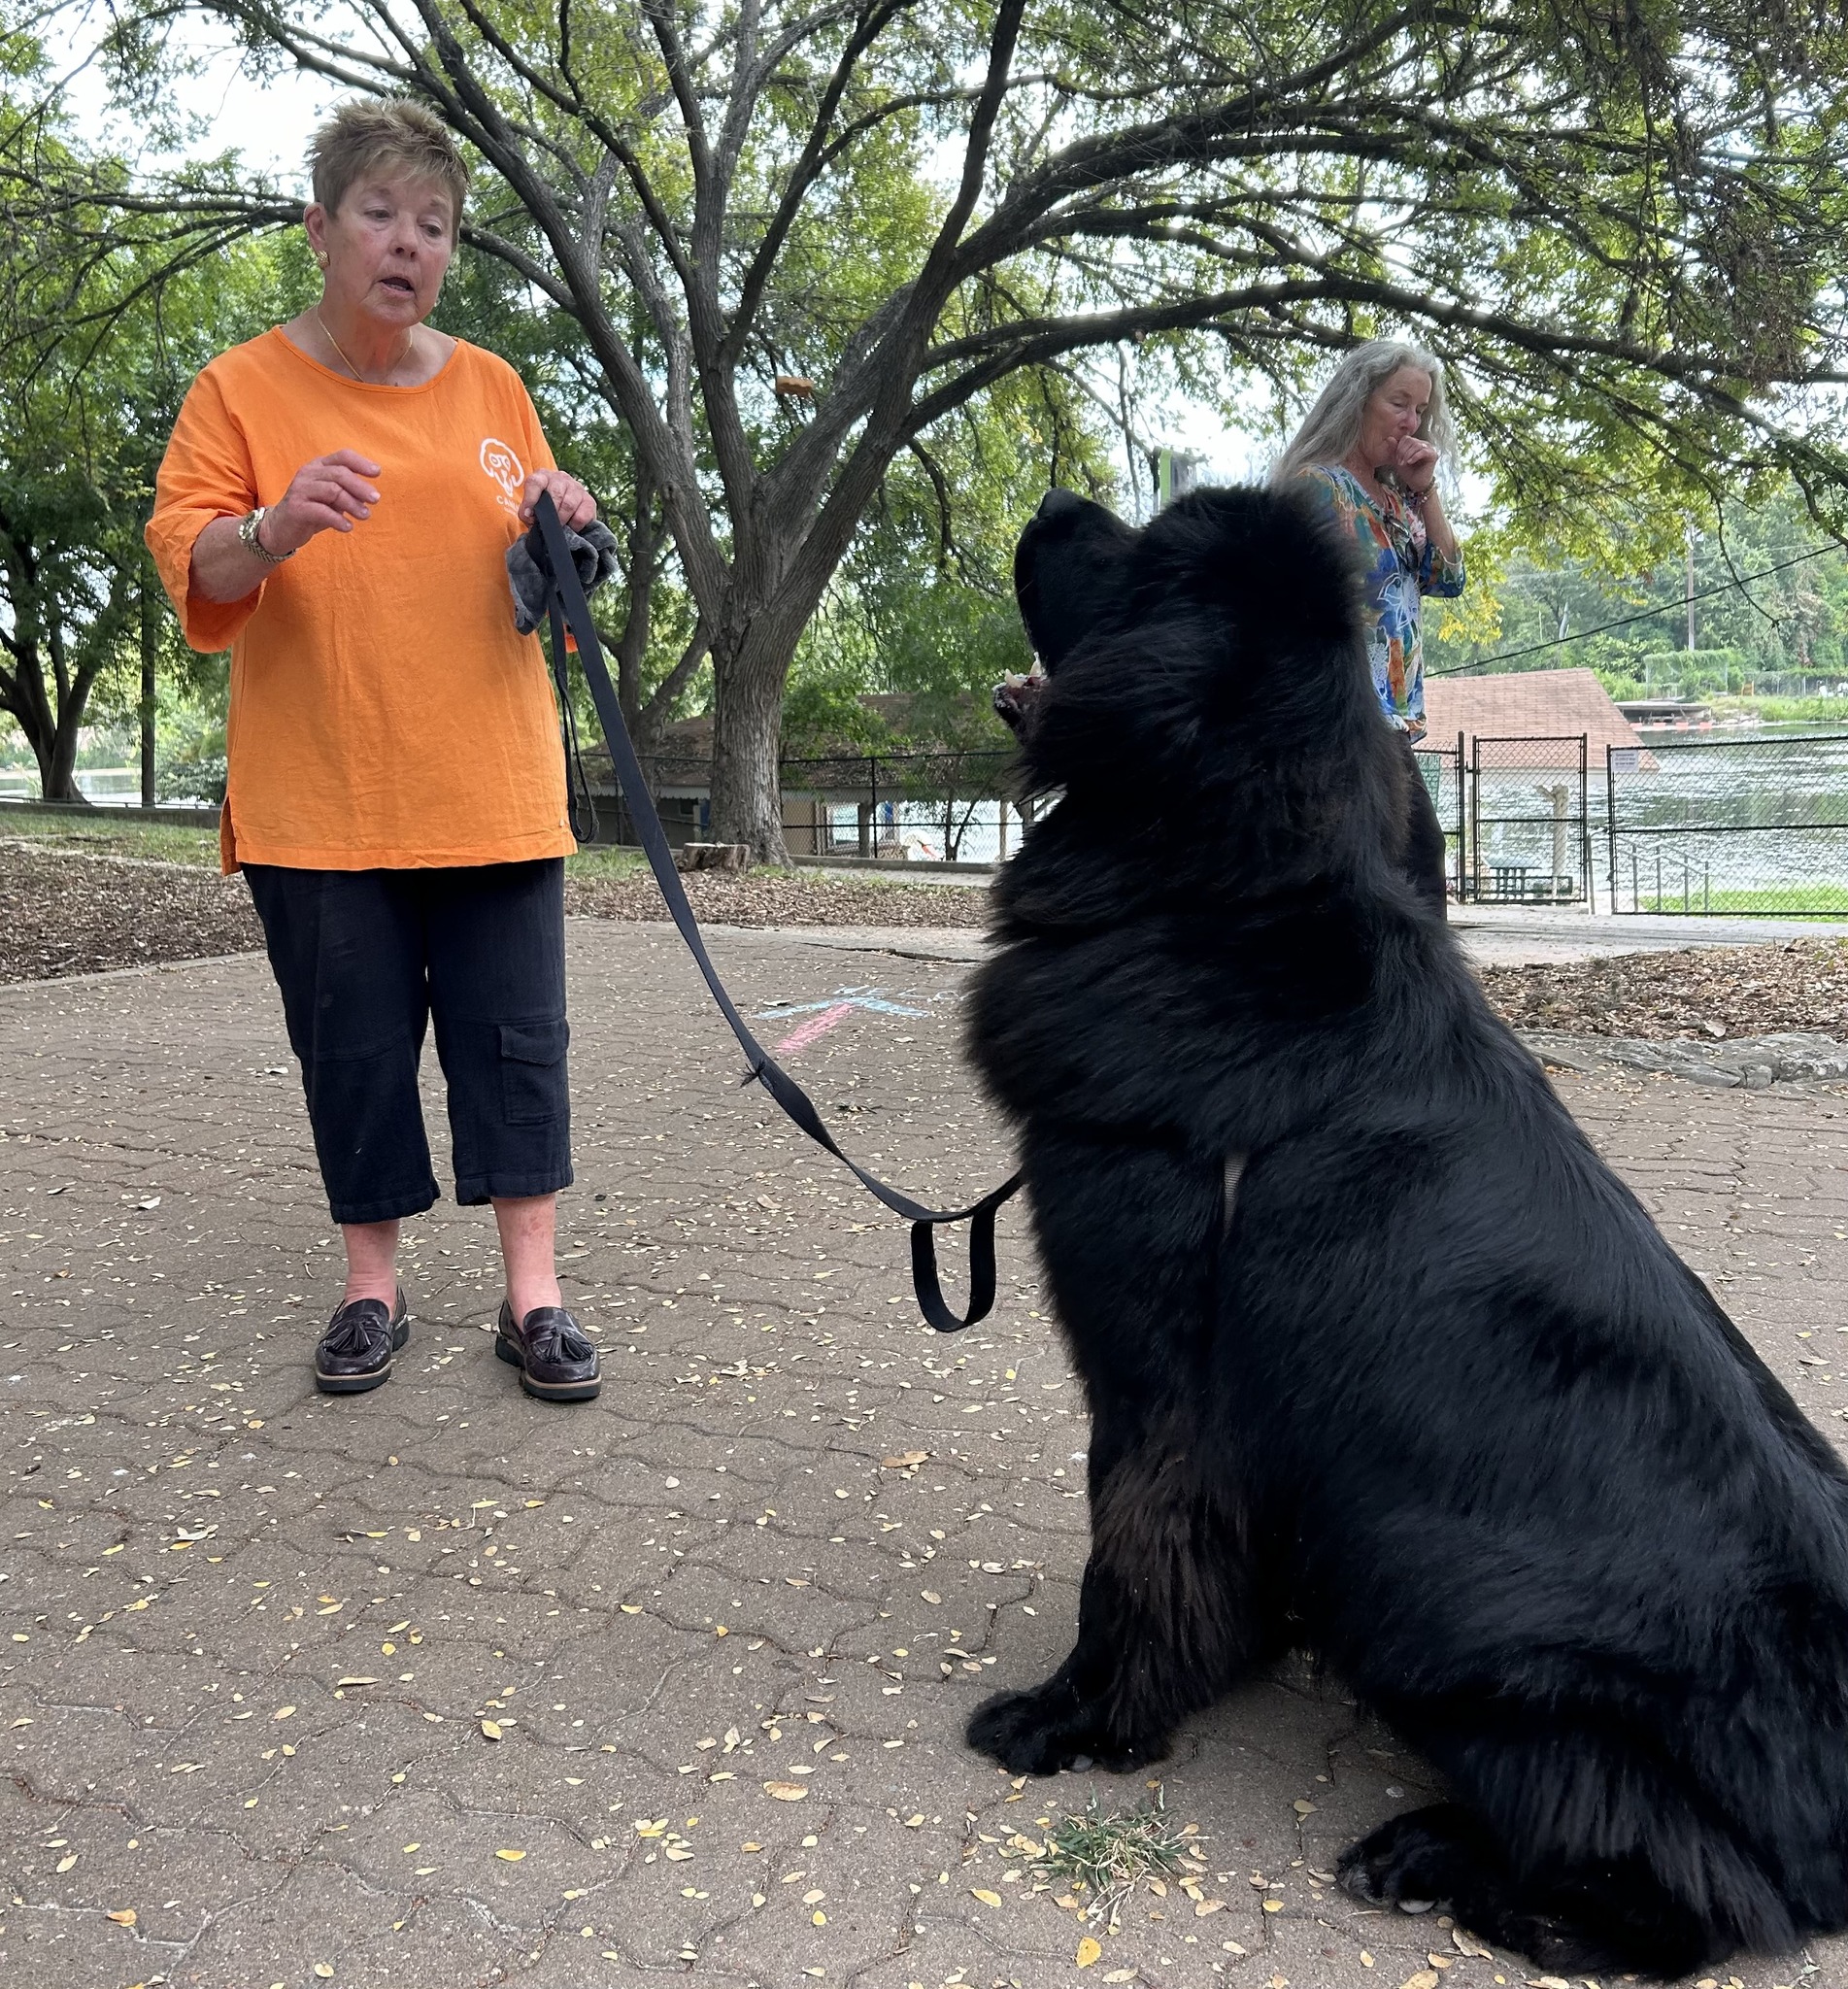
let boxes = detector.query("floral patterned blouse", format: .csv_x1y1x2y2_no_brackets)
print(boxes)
1298,464,1465,742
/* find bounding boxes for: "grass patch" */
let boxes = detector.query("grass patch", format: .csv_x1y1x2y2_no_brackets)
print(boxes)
565,843,652,881
1031,1787,1204,1928
1635,886,1848,916
0,809,221,866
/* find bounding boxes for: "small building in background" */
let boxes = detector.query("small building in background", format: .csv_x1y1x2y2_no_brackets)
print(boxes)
1425,666,1652,773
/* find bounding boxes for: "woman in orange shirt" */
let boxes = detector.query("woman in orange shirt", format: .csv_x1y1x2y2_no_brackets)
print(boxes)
149,101,602,1404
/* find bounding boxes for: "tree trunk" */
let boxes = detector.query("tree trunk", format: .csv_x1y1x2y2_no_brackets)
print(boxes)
42,715,86,803
139,556,157,808
709,626,791,861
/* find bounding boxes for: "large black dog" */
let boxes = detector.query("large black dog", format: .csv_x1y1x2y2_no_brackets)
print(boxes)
964,485,1848,1978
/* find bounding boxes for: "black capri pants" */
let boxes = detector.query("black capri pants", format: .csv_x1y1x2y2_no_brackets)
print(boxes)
1395,732,1450,916
245,860,572,1225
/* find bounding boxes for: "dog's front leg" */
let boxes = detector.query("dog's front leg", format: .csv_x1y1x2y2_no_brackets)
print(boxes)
967,1133,1268,1776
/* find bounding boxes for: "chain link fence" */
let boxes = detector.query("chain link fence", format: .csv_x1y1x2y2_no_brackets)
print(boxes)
588,730,1848,914
587,748,1025,862
1465,735,1592,903
1606,732,1848,916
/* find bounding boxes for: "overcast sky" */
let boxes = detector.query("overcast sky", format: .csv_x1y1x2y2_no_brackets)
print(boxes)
61,26,336,185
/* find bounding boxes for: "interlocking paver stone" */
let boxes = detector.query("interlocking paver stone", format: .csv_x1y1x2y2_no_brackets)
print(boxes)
4,918,1848,1988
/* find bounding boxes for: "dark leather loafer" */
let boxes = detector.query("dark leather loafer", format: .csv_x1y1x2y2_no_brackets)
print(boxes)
495,1298,600,1401
314,1287,409,1394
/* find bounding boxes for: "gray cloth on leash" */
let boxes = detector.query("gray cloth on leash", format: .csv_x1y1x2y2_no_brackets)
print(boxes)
507,516,620,634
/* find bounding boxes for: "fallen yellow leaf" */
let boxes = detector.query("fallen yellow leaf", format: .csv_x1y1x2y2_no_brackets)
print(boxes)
1398,1973,1439,1989
481,1720,502,1741
763,1781,809,1801
495,1848,526,1862
971,1887,1002,1906
1076,1936,1103,1969
313,1968,334,1981
273,1706,295,1720
881,1450,929,1468
55,1854,76,1872
107,1908,137,1926
620,1603,644,1615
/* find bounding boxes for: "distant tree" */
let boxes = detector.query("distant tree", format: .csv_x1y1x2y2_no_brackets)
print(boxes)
1428,484,1848,698
0,55,304,799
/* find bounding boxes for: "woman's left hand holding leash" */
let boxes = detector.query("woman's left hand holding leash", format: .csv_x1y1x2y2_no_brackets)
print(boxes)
521,469,597,529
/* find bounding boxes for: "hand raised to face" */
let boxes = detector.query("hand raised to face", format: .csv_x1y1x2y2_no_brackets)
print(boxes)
1388,435,1439,493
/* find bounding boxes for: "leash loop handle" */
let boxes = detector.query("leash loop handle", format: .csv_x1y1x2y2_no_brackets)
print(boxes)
531,492,1022,1332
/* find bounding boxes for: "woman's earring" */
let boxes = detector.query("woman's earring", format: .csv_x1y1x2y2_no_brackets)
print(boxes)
316,252,328,267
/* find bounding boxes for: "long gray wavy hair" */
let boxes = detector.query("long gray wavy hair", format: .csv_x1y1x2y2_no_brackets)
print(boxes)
1270,339,1456,488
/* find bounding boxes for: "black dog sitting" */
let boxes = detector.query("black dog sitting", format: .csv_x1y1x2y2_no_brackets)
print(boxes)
965,485,1848,1978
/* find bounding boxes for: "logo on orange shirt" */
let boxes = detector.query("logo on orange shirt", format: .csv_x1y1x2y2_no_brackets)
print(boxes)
480,437,525,513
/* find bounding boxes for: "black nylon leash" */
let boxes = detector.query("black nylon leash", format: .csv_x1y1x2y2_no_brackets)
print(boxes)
531,492,1023,1333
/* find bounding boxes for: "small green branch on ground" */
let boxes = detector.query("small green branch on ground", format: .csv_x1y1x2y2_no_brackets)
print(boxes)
1031,1786,1205,1929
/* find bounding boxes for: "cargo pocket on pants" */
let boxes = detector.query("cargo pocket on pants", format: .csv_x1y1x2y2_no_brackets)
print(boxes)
498,1020,569,1126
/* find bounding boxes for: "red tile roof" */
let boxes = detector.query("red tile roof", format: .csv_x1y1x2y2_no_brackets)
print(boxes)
1424,668,1647,763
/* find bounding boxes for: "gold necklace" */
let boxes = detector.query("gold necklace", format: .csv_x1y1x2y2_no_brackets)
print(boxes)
315,306,415,384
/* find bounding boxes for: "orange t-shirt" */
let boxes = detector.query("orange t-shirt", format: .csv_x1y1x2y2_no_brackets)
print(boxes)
147,328,576,873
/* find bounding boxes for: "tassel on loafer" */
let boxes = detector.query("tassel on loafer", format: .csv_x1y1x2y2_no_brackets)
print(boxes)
495,1298,601,1401
314,1286,410,1394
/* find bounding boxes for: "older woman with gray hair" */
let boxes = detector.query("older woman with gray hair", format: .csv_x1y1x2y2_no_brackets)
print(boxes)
1275,340,1465,911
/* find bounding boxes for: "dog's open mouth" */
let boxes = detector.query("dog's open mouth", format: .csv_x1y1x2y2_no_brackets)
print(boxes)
993,669,1047,736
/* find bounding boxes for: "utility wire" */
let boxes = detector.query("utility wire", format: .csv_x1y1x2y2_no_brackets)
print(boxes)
1427,543,1834,677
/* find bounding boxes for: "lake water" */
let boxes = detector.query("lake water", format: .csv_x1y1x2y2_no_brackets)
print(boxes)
1445,730,1848,912
0,768,211,809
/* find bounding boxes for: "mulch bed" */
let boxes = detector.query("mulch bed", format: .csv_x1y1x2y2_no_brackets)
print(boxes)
562,868,989,929
0,844,990,987
0,843,264,984
7,837,1846,1044
1476,941,1848,1040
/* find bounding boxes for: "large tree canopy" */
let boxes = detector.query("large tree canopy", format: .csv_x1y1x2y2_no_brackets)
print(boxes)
13,0,1848,851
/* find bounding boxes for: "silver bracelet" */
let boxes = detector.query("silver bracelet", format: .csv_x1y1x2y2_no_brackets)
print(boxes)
238,506,293,564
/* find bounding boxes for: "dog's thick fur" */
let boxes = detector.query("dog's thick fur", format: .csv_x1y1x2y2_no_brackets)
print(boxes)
965,486,1848,1978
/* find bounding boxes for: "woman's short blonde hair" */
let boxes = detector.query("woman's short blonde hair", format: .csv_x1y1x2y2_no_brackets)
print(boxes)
309,100,468,239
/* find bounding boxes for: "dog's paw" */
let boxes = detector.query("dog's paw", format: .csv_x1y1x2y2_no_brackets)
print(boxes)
967,1685,1081,1774
1337,1804,1501,1912
967,1681,1160,1776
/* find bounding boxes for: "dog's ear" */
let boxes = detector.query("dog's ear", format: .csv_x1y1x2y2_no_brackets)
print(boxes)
1014,489,1137,670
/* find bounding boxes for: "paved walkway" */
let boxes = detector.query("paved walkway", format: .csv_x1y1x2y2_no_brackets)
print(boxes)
4,922,1847,1989
1450,904,1848,967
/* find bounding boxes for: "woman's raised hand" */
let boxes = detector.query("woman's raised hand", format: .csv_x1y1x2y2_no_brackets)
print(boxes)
519,468,597,530
263,451,385,554
1391,435,1439,492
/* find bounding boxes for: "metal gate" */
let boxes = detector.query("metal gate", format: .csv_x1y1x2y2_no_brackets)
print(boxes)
1413,733,1465,900
1466,734,1591,903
